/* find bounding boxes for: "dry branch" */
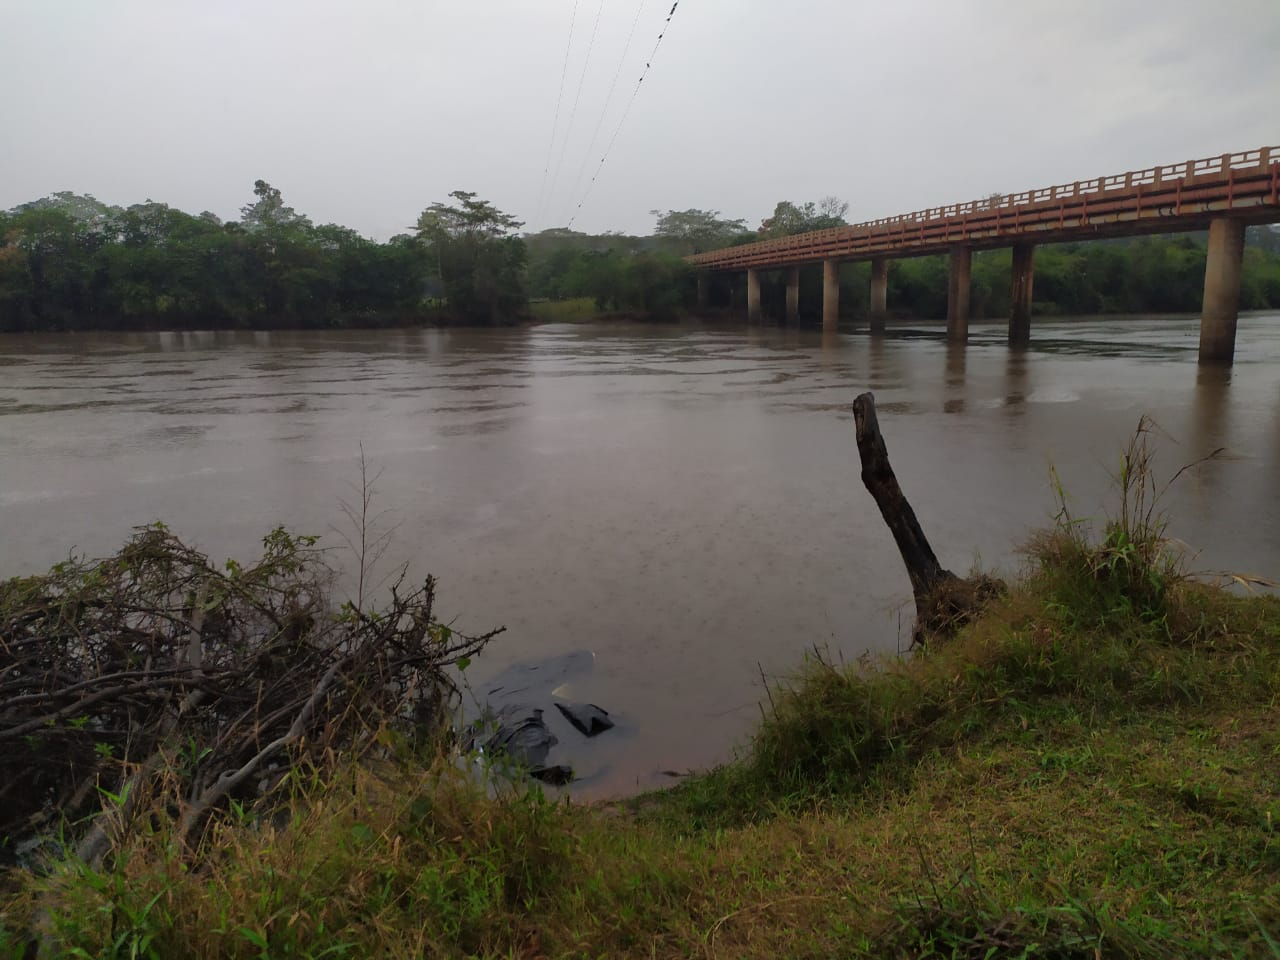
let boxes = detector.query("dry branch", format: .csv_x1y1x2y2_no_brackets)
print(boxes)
0,524,502,865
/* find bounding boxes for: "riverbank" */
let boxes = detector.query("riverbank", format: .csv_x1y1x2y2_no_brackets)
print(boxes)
4,507,1278,957
528,297,713,325
526,295,1255,329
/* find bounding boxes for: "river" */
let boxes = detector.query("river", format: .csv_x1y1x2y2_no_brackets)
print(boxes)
2,314,1278,795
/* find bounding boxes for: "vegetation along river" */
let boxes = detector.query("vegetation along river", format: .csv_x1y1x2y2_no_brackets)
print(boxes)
2,314,1278,796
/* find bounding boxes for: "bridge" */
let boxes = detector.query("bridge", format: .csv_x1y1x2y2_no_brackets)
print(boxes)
687,146,1280,365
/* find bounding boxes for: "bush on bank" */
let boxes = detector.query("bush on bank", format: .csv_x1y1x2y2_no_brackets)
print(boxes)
0,525,502,872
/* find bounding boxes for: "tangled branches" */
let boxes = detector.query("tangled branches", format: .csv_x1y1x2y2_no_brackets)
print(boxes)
0,524,501,865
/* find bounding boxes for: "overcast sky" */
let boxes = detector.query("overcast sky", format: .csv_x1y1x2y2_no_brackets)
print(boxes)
2,0,1277,239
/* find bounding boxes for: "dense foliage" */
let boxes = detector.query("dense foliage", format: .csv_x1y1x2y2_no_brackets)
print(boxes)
415,191,528,325
0,187,431,332
524,227,694,319
756,196,849,238
0,184,534,332
3,185,1279,332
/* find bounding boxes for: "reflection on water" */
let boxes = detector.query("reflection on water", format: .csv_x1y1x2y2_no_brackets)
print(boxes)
1193,365,1232,453
944,342,966,414
1004,348,1029,413
2,315,1278,795
1273,383,1280,486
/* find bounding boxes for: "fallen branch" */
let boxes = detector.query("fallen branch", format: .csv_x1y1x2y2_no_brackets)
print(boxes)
0,524,502,866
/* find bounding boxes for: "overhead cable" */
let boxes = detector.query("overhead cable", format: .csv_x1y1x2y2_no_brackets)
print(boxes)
546,0,606,223
566,1,680,230
562,0,649,224
533,0,581,230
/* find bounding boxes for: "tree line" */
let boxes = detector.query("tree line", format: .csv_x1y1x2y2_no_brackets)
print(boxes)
2,185,1278,333
0,184,541,332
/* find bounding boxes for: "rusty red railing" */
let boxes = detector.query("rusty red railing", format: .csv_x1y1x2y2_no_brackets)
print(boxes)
689,146,1280,270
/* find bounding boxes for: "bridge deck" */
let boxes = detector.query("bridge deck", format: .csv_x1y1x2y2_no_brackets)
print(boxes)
689,146,1280,271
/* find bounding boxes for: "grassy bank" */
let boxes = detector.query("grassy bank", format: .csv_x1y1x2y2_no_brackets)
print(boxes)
527,298,697,324
528,298,604,323
4,484,1280,957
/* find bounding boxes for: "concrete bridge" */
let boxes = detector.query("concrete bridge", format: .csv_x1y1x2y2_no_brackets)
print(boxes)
688,146,1280,365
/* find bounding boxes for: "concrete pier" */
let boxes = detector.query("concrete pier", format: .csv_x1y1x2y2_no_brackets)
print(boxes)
822,260,839,330
1198,217,1246,365
870,257,888,334
747,268,761,324
1009,242,1035,347
786,267,800,324
946,246,971,343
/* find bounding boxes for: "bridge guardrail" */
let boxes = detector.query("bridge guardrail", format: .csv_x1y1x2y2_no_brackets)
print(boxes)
690,145,1279,268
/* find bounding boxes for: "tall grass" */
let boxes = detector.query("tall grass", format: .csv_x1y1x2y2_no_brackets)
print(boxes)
527,298,602,323
4,763,580,959
1025,415,1222,634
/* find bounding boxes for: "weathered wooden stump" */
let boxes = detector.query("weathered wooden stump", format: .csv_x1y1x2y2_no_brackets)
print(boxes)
852,391,1003,646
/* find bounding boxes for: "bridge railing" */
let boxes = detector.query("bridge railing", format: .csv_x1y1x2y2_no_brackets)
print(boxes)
689,145,1278,265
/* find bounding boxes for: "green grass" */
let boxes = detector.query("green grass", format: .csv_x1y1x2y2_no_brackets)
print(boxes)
5,579,1278,957
5,437,1280,956
528,298,604,323
2,591,1269,957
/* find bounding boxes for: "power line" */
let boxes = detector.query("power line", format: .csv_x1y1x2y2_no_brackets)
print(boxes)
567,1,681,230
563,0,648,225
545,0,605,225
533,0,580,231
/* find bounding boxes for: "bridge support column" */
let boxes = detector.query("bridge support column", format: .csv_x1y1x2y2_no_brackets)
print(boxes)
946,246,971,343
822,259,839,330
746,268,762,324
870,257,888,334
696,273,709,309
1198,217,1246,366
786,267,800,323
1009,242,1035,347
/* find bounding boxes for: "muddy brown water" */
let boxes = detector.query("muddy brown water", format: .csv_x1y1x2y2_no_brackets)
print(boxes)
2,315,1278,796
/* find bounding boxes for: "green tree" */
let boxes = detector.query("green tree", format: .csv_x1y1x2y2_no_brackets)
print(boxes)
564,250,625,309
651,209,747,255
7,205,113,326
240,180,310,231
757,197,848,238
0,186,436,331
524,228,651,300
236,181,329,319
415,191,527,324
560,248,692,317
0,212,34,331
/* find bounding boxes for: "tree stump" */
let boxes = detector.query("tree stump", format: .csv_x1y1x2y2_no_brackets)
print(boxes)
852,392,1003,645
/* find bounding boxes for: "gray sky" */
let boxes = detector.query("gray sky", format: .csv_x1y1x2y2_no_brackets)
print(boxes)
2,0,1277,239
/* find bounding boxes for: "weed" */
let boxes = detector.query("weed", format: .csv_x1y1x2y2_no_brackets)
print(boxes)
1025,416,1223,634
